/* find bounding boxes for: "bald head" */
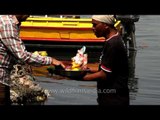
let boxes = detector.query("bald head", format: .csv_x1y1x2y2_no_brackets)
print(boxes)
92,15,116,25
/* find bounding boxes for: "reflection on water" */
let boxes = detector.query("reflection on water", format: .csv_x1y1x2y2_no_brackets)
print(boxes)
128,50,138,100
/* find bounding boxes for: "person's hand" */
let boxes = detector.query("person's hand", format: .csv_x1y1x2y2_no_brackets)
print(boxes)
52,58,65,68
83,74,91,81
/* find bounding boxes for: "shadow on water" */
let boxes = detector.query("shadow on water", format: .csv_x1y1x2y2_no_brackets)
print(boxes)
128,50,139,100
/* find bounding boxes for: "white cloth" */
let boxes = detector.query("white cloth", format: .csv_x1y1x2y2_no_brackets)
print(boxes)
92,15,115,25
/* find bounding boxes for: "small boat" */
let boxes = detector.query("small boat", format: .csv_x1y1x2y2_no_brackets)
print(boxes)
20,15,105,43
20,15,104,62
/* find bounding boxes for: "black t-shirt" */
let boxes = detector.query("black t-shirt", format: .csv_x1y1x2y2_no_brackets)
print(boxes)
97,33,129,106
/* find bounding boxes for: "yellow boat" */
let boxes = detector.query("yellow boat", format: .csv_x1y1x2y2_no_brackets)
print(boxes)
20,15,104,62
20,15,105,43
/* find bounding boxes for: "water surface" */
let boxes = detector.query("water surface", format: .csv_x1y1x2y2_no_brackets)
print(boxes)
35,15,160,105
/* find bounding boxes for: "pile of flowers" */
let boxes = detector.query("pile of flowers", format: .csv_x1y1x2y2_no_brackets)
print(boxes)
10,63,50,105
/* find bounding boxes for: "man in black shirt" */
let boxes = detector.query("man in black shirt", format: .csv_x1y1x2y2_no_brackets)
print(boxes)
83,15,129,106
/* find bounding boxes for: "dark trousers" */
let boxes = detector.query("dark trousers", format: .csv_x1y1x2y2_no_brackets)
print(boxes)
0,83,11,105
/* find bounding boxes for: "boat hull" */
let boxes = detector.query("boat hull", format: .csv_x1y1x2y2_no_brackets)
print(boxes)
20,16,104,62
20,17,105,43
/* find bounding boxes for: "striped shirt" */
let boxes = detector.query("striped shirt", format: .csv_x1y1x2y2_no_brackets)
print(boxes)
0,15,52,85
